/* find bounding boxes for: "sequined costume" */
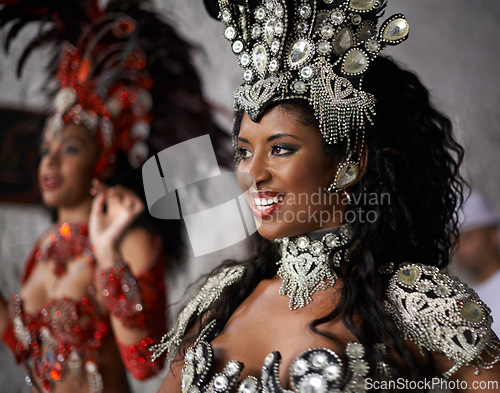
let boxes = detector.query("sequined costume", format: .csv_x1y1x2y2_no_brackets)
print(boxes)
153,229,500,392
1,222,167,393
180,320,388,393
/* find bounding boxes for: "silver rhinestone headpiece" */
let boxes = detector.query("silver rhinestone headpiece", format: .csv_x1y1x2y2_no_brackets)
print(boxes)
217,0,409,145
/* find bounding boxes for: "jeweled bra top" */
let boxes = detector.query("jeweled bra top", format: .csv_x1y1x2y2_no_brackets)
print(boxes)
9,293,107,393
181,320,390,393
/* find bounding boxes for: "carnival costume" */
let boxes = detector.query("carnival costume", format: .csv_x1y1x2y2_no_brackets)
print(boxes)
3,222,166,392
151,0,500,391
0,1,182,391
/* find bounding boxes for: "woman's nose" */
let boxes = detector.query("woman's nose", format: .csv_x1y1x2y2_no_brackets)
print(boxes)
45,147,61,167
245,153,272,186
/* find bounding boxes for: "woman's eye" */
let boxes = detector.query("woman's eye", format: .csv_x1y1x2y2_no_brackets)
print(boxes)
64,145,79,154
40,147,50,157
271,144,296,156
238,147,252,160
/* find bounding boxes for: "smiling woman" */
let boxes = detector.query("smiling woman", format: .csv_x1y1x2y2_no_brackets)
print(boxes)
237,104,344,239
38,124,98,211
154,0,500,392
0,1,230,392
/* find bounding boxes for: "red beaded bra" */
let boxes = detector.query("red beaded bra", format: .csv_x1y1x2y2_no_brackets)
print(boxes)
8,294,107,393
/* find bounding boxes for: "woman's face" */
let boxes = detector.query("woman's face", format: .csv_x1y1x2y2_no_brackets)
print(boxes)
38,123,98,209
237,104,345,240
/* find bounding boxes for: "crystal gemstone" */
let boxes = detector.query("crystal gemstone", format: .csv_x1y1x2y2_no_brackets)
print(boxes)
225,27,236,40
289,40,312,67
342,49,368,75
300,66,314,79
320,24,334,39
238,377,258,393
397,266,420,286
299,375,326,393
253,45,268,72
349,0,378,11
265,20,275,43
382,18,410,42
337,162,359,187
333,27,353,55
233,41,243,53
331,11,344,25
359,24,376,42
293,80,307,93
461,300,483,323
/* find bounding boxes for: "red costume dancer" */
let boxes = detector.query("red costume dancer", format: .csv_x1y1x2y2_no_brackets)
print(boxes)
0,1,230,392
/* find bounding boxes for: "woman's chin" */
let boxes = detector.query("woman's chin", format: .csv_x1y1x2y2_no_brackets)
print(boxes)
41,194,60,209
257,230,279,241
256,223,316,240
255,222,284,240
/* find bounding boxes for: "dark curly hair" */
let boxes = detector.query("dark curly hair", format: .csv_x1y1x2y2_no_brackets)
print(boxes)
101,0,233,265
178,56,465,391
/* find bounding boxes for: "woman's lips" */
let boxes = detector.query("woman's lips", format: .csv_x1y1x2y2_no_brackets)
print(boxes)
41,174,63,190
250,191,285,218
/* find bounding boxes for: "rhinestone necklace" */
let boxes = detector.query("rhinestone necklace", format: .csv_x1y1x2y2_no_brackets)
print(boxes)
276,225,352,310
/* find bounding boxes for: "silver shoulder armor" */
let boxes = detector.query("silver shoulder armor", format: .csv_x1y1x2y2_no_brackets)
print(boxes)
151,264,247,362
385,262,500,379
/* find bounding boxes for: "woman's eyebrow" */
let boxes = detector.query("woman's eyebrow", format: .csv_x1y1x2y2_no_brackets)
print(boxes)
267,133,302,142
61,135,86,143
238,133,303,144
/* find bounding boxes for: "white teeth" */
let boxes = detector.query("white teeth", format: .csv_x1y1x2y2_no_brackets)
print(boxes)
254,195,284,209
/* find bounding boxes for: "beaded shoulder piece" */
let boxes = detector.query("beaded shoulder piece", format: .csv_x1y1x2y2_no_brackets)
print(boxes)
151,264,247,362
385,262,500,379
181,319,390,393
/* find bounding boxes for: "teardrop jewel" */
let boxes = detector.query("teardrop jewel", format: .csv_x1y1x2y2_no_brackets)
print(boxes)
333,27,353,55
253,44,268,73
341,49,369,75
382,17,410,43
289,39,312,68
336,162,359,188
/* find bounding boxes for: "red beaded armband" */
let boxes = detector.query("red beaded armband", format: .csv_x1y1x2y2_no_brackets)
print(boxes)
117,337,164,380
99,261,148,329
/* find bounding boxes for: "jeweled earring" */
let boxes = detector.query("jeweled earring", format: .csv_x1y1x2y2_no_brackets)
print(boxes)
325,160,359,194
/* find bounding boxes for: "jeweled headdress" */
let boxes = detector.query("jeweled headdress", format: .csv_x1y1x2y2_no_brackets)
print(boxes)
1,0,232,175
46,14,153,171
0,1,152,171
209,0,409,148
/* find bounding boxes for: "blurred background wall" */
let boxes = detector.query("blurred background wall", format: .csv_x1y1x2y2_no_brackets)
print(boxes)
0,1,499,392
